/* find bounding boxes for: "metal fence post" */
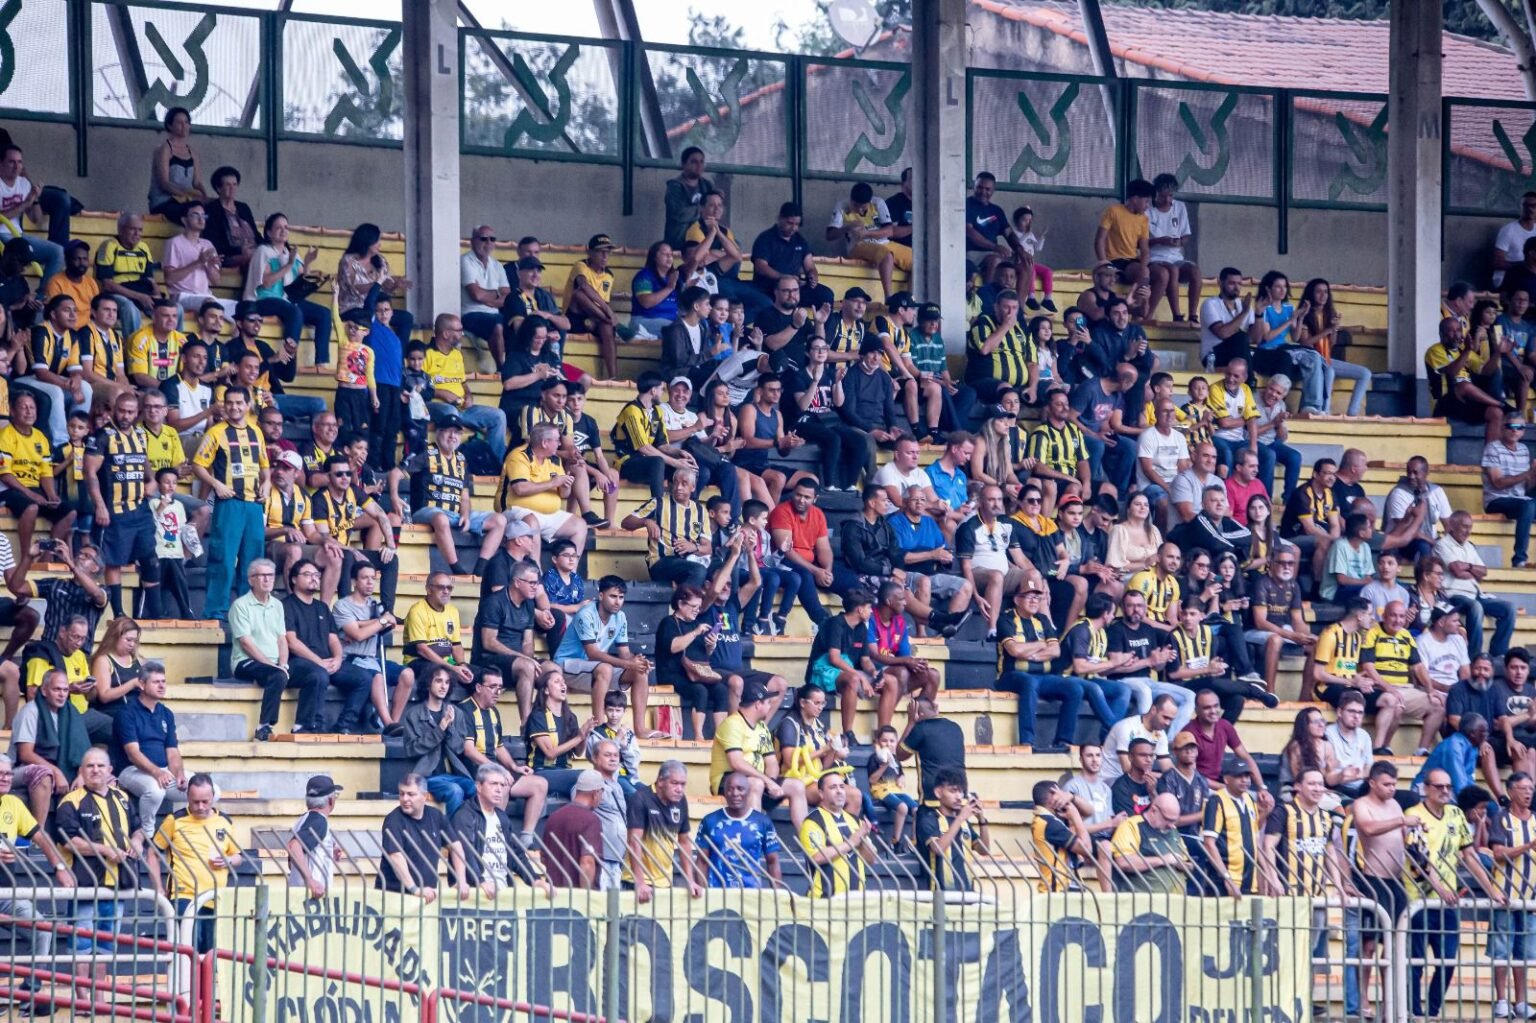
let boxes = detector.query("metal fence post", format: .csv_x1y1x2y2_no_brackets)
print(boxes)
603,884,621,1023
931,894,947,1023
1247,898,1265,1023
251,884,272,1023
1391,907,1410,1023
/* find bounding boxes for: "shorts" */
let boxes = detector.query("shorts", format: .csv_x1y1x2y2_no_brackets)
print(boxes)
101,507,157,568
1358,874,1407,943
729,668,779,692
879,792,919,813
0,596,29,626
1244,628,1279,647
0,487,67,520
1392,686,1436,723
12,764,54,795
1489,909,1536,961
411,506,504,535
910,571,965,601
560,659,601,680
808,655,842,693
1110,258,1139,282
1319,684,1390,715
848,240,914,272
1435,392,1491,425
523,509,573,540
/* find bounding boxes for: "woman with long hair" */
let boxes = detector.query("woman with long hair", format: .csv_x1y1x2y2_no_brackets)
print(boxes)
1106,491,1161,579
774,685,860,827
790,337,868,490
402,666,474,815
90,616,143,720
1244,494,1277,577
1471,295,1533,412
631,240,681,337
970,405,1025,501
1297,278,1370,417
1407,555,1453,632
1279,706,1339,804
242,212,333,361
147,106,209,223
655,584,730,739
337,222,413,346
523,664,590,797
1251,271,1329,416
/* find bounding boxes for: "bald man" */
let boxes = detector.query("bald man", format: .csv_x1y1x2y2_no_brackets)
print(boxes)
461,225,512,365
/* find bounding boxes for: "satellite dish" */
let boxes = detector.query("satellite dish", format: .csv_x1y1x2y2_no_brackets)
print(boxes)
828,0,882,50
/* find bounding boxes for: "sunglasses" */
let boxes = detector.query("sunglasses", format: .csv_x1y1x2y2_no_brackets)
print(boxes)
475,235,496,242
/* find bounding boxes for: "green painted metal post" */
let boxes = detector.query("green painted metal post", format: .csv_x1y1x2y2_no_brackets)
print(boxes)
264,12,281,192
603,885,622,1023
251,884,271,1023
932,894,947,1023
69,0,90,177
619,40,634,218
1247,898,1265,1023
788,53,804,212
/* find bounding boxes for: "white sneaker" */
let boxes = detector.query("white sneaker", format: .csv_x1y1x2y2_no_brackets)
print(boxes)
1516,1002,1535,1019
1496,999,1513,1019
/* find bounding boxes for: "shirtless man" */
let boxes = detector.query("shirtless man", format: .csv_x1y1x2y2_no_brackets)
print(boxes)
1347,761,1416,1020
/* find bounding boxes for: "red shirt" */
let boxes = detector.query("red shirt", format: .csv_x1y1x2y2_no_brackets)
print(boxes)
1225,476,1269,526
1190,718,1242,783
768,501,828,562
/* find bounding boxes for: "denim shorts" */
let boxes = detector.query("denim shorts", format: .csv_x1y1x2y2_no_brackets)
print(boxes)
1489,908,1536,961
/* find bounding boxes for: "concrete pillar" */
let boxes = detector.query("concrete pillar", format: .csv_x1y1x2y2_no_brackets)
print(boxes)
1386,0,1443,386
912,0,968,351
402,0,461,326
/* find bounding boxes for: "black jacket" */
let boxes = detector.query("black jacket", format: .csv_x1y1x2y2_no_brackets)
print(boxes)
840,515,904,576
450,800,542,887
660,318,713,377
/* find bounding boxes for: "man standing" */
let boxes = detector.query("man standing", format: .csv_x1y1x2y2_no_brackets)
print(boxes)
231,559,315,742
151,773,243,952
664,147,714,248
1261,767,1350,911
86,389,160,619
1483,417,1536,569
1104,589,1194,732
287,775,344,899
543,769,608,889
898,696,968,807
112,661,187,839
694,770,784,889
192,386,269,620
1489,772,1536,1019
1200,756,1272,898
378,774,471,901
587,740,632,890
626,760,702,902
0,751,71,1003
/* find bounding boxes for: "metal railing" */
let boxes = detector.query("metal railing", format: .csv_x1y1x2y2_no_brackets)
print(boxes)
6,0,1531,223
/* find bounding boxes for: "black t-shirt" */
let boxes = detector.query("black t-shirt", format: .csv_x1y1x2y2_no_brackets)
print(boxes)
790,366,837,419
1111,774,1154,817
753,307,811,377
655,614,710,686
1332,479,1366,514
377,806,453,892
886,192,913,233
900,717,967,803
283,594,339,663
474,589,535,661
499,347,561,410
1490,679,1535,727
480,550,538,602
749,228,812,293
1105,620,1170,680
1446,680,1502,729
806,613,872,678
1249,575,1301,628
916,805,974,892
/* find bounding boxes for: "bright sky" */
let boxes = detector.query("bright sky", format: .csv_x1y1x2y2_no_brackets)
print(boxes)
160,0,825,49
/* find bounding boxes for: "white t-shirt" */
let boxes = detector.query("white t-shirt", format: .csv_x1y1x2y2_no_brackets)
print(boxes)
0,176,32,236
828,197,895,254
1136,426,1190,489
1147,199,1191,264
1494,219,1536,287
168,377,213,443
1415,630,1468,690
872,461,931,498
460,252,510,316
1200,297,1255,362
1431,535,1485,599
1324,723,1373,777
1099,716,1168,783
1384,484,1452,544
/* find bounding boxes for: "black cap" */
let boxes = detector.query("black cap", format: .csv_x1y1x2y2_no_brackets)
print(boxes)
843,286,872,302
1220,755,1248,777
234,300,261,321
740,683,772,706
515,255,545,271
917,302,942,323
587,233,614,250
340,307,371,327
437,414,465,430
306,775,344,798
887,291,917,310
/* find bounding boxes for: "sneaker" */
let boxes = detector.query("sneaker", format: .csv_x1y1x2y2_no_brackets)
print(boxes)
1258,691,1280,709
1415,747,1431,757
1042,298,1058,312
756,618,775,637
1514,1002,1535,1019
1238,672,1265,685
254,724,273,743
985,629,998,643
772,614,789,636
582,511,610,528
519,831,536,850
1495,1000,1512,1019
841,730,859,750
1373,746,1394,756
1025,296,1041,311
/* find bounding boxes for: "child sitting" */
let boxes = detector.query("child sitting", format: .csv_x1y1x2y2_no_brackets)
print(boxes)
1006,205,1056,312
867,724,919,850
585,690,641,795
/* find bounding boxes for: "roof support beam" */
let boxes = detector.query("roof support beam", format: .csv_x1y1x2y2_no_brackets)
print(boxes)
912,0,968,348
401,0,462,323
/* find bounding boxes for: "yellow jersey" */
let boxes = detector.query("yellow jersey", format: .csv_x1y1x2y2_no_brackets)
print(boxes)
404,600,461,660
423,346,467,401
498,446,562,515
799,807,866,898
127,327,186,383
0,424,52,488
153,809,240,901
26,647,90,712
709,711,775,795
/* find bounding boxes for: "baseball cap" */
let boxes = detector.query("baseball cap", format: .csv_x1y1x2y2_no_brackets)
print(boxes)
1428,602,1459,626
305,775,344,798
843,286,872,302
505,520,536,540
740,683,772,706
515,255,545,271
587,233,614,251
669,376,693,392
275,450,305,471
886,291,917,310
436,414,465,430
1220,755,1248,777
1172,730,1199,751
916,302,942,323
573,770,606,793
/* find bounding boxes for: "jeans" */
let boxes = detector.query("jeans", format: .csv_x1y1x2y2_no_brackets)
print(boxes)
430,401,506,462
428,774,475,817
117,765,189,837
72,898,118,954
1448,593,1514,657
1211,436,1248,476
694,456,741,514
716,274,771,320
274,393,327,420
1488,495,1536,566
650,555,709,588
1081,433,1135,494
1325,358,1372,417
1256,345,1328,413
330,661,377,731
1003,671,1087,747
1113,676,1196,735
780,561,829,625
745,564,799,624
1258,440,1302,499
204,498,265,620
1088,678,1135,735
17,234,63,280
110,295,144,336
21,375,91,446
795,415,870,489
250,296,335,363
0,897,51,957
1409,906,1460,1017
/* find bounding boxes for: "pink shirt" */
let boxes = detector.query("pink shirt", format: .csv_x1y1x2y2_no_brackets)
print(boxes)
1191,718,1242,783
1225,476,1269,526
163,234,218,297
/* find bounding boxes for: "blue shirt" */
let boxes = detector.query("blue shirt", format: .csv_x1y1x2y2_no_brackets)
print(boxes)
1414,733,1478,796
888,511,948,557
705,600,746,672
554,603,629,663
695,808,781,888
925,459,969,509
542,568,585,610
1258,303,1295,351
367,315,403,387
112,697,179,773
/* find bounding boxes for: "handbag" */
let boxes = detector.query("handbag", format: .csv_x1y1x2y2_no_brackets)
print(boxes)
682,435,723,467
284,271,327,302
681,657,722,683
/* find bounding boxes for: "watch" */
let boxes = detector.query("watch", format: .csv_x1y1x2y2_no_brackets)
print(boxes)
405,883,419,895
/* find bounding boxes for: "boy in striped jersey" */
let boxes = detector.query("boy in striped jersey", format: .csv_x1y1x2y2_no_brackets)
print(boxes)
1491,772,1536,1018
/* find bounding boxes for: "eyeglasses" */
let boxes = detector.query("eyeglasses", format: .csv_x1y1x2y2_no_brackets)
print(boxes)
1428,782,1452,791
475,235,496,243
1275,558,1297,566
1024,496,1042,505
431,582,454,591
332,471,353,478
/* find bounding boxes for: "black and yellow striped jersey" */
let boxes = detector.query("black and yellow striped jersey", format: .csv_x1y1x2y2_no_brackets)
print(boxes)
298,442,336,477
310,485,366,540
917,805,976,892
872,314,911,374
1488,807,1536,901
266,486,313,531
1170,623,1216,674
516,404,575,445
1129,570,1181,624
413,446,470,513
1202,788,1261,894
1359,626,1421,688
965,315,1036,386
997,610,1056,675
1031,809,1081,893
30,323,82,376
828,316,867,358
1312,622,1364,698
457,698,505,759
83,323,126,381
192,422,267,501
1264,802,1335,898
54,786,138,888
799,807,866,897
1027,420,1089,476
610,401,667,466
86,425,152,515
631,493,706,564
55,440,87,502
